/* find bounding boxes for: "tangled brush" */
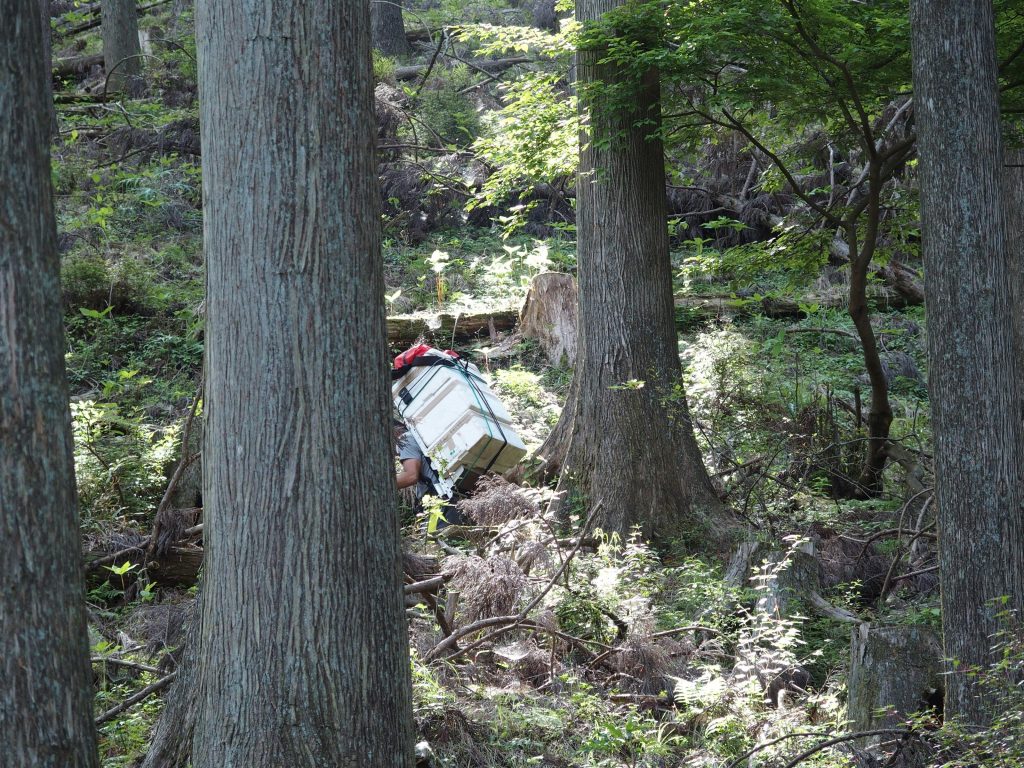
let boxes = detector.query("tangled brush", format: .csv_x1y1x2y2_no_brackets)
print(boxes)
443,554,529,626
457,476,538,527
613,637,675,695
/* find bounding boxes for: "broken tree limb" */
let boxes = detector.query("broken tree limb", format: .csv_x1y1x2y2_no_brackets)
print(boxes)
404,575,448,595
883,441,929,496
673,286,919,323
394,56,532,82
780,729,914,768
91,657,163,675
806,590,862,624
54,0,174,38
95,671,178,725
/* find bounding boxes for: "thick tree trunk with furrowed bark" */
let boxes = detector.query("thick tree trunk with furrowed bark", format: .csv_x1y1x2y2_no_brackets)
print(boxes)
186,0,415,765
371,0,412,56
552,0,727,542
101,0,142,92
0,3,99,765
911,0,1024,725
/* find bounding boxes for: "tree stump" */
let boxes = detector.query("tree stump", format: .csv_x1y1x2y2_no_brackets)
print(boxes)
519,272,578,367
848,623,943,741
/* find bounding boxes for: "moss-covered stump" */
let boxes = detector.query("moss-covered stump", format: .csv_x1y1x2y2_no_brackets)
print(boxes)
848,623,942,741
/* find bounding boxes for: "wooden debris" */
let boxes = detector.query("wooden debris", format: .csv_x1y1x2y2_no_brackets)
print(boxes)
519,272,578,366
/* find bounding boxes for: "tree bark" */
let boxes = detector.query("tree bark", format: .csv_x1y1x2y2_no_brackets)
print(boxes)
40,0,58,135
101,0,142,93
1004,147,1024,370
555,0,727,541
532,0,558,31
371,0,412,56
910,0,1024,725
0,3,99,765
139,603,199,768
848,624,943,742
191,0,414,764
846,169,894,497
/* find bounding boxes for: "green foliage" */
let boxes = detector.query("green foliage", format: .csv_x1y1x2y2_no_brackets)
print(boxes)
580,706,683,766
96,673,165,768
414,65,482,148
471,73,578,212
374,51,398,82
72,400,180,528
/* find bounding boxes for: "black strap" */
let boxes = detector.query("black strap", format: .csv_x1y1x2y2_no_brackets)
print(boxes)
391,354,460,381
457,358,509,474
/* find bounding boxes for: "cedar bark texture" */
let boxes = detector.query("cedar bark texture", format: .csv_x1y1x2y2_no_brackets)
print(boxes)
41,0,58,135
558,0,725,541
191,1,414,765
100,0,142,91
0,2,100,765
910,0,1024,724
371,1,412,56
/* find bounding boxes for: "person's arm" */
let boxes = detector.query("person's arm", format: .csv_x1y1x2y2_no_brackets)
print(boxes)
396,457,421,489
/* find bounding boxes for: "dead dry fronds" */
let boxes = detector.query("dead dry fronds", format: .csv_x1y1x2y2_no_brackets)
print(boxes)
443,554,530,627
613,638,674,695
457,476,538,527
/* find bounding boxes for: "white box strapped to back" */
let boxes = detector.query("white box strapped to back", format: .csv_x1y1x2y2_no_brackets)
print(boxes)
392,344,527,498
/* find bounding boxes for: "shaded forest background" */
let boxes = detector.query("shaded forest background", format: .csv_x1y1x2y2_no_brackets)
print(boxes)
31,0,1024,765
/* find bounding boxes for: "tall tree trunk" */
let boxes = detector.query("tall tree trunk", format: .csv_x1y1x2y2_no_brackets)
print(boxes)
532,0,558,32
848,162,893,497
191,0,414,765
101,0,142,93
40,0,58,136
371,0,412,56
1004,147,1024,367
910,0,1024,725
555,0,726,541
0,2,99,766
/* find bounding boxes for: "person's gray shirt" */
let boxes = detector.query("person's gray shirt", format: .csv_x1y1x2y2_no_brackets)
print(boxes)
397,432,432,500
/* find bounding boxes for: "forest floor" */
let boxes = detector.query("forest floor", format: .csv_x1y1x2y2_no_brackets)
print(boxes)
51,5,948,767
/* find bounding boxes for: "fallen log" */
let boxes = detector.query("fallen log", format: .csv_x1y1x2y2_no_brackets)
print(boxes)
394,55,531,82
54,0,174,38
53,52,104,78
673,286,920,324
387,308,518,345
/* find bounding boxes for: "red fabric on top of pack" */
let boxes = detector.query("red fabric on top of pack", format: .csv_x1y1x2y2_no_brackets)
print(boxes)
394,343,433,369
393,344,460,369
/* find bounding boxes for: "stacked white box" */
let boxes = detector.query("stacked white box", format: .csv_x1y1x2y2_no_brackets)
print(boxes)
393,350,526,487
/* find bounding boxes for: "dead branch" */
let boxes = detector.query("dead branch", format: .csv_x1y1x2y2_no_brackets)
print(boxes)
806,590,862,624
395,56,532,82
54,0,174,38
148,376,203,561
387,309,518,344
724,731,833,768
95,671,178,725
780,729,912,768
404,575,448,595
91,657,163,675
